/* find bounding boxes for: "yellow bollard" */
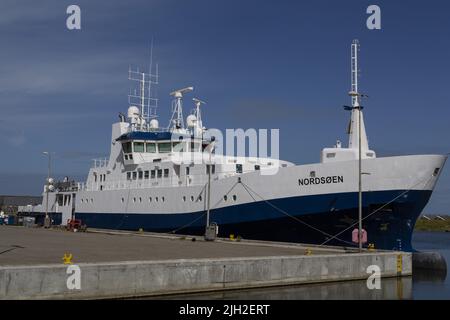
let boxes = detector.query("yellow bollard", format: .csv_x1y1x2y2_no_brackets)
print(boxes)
62,253,73,265
230,234,235,241
368,243,375,251
305,248,312,256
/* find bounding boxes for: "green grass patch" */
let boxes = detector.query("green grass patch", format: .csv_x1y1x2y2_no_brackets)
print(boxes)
415,217,450,232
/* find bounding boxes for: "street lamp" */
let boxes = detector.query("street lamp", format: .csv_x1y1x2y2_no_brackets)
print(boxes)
42,151,52,228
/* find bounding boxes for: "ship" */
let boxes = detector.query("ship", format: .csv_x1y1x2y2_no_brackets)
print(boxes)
21,40,447,251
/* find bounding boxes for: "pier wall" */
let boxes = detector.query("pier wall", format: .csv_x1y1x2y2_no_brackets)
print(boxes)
0,252,411,299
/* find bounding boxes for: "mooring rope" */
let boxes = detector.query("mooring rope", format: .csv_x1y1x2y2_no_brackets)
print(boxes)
319,174,435,246
239,180,355,246
168,180,241,234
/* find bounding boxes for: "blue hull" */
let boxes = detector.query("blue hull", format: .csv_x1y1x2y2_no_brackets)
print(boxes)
75,189,432,251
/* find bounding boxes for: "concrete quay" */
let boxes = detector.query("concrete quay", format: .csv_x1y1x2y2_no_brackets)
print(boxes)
0,226,412,299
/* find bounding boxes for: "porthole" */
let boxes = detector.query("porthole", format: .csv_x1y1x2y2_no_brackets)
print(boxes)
149,197,152,203
155,197,159,202
81,199,84,203
91,198,94,203
198,195,202,201
190,196,194,202
133,197,136,203
223,195,228,201
139,197,142,203
121,198,124,203
182,196,186,202
232,195,237,201
162,196,165,202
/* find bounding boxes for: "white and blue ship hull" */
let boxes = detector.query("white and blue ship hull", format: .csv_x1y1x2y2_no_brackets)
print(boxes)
72,154,446,252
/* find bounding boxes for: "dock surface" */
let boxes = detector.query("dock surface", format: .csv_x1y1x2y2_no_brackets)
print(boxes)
0,226,338,266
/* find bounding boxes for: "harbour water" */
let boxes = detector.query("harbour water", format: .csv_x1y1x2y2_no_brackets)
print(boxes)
151,231,449,300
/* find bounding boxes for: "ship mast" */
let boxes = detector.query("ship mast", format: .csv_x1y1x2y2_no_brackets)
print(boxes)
349,39,363,252
128,46,159,131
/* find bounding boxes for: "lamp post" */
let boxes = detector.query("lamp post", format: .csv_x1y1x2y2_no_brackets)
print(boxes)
43,151,52,228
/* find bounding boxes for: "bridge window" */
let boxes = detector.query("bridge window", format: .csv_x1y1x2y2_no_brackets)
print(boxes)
158,142,171,153
236,164,243,174
172,141,184,152
134,142,145,153
146,142,156,153
122,142,132,153
190,142,200,152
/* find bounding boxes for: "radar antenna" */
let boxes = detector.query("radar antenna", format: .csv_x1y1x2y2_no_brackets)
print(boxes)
192,98,206,132
169,86,194,130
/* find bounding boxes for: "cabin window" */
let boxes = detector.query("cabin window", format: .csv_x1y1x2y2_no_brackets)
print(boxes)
366,152,374,157
255,165,260,171
157,169,162,178
326,153,336,158
122,142,132,153
164,169,169,178
172,141,184,152
151,170,156,179
124,154,129,160
134,142,145,153
232,195,237,201
129,154,133,160
144,171,149,179
223,195,228,201
138,171,143,179
146,142,156,153
126,172,131,180
158,142,171,153
132,172,137,180
236,164,243,174
190,142,200,152
186,167,190,175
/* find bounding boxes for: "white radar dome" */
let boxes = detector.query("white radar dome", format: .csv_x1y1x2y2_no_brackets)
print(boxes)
149,119,159,129
127,106,140,118
186,114,197,128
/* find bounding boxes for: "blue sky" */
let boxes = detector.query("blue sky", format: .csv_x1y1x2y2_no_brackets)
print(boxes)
0,0,449,213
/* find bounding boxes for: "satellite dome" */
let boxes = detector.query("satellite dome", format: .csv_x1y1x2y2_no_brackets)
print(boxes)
149,119,159,129
127,106,140,118
186,114,197,128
